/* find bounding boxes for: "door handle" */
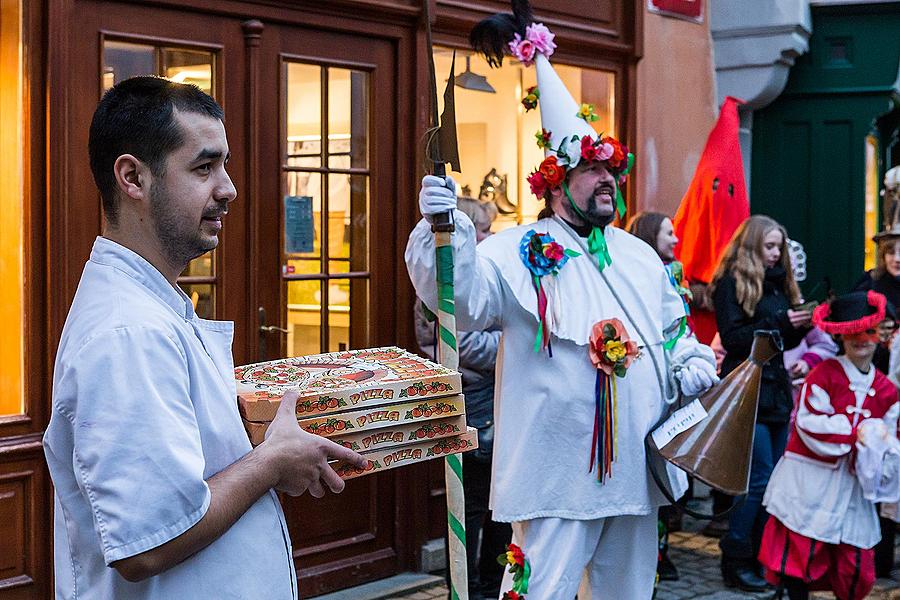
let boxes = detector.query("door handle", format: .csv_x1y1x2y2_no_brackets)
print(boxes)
260,324,289,334
258,306,289,334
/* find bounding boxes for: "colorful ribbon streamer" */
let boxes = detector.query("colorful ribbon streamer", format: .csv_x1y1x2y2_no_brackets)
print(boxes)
590,371,617,482
531,275,552,355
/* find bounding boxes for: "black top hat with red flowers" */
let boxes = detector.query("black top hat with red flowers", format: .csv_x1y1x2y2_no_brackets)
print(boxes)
812,290,888,335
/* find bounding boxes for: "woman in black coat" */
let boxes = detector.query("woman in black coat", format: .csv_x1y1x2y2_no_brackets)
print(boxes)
711,215,812,591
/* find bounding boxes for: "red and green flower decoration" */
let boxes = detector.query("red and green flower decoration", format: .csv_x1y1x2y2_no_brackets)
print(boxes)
534,128,552,151
497,543,530,598
519,230,580,354
588,319,641,482
522,86,540,111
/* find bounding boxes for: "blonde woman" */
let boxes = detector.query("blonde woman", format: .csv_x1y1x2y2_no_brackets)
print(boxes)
711,215,812,591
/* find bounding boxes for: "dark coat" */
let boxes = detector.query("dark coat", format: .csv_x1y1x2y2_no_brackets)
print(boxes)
713,267,809,424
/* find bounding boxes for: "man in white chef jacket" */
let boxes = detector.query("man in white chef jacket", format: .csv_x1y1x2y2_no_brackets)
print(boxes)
44,76,366,600
406,28,719,598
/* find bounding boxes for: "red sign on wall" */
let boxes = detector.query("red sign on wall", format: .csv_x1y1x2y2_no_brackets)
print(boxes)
648,0,703,23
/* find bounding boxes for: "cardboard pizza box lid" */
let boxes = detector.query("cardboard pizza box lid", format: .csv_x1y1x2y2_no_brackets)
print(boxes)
235,346,462,422
332,428,478,480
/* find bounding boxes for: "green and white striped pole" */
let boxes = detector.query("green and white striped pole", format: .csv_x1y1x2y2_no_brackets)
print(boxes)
433,211,468,600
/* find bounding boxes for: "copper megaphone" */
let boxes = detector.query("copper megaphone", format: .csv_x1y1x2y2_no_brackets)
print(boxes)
652,330,783,496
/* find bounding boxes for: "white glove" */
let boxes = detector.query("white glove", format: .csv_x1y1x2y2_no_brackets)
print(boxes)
676,357,720,397
418,175,457,219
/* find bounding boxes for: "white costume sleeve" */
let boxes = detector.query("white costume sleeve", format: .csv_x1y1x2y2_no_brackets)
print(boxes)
795,382,853,457
662,267,716,399
405,211,505,331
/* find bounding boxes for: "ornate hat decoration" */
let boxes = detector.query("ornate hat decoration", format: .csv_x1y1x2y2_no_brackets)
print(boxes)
875,166,900,242
813,290,887,335
470,0,634,217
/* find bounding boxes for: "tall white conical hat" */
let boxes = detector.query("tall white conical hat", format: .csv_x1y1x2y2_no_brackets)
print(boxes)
535,53,597,157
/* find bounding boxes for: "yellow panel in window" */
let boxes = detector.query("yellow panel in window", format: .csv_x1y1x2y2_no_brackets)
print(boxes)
182,252,213,277
328,173,368,272
327,278,369,352
865,135,879,271
286,63,322,168
163,48,214,95
327,68,368,169
179,283,215,319
0,0,23,416
286,280,322,357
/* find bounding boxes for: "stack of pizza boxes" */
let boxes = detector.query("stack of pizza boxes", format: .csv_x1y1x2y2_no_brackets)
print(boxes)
236,346,477,479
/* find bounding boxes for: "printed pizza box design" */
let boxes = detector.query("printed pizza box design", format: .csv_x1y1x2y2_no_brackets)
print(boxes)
333,428,478,480
241,398,465,447
330,416,467,452
235,346,461,422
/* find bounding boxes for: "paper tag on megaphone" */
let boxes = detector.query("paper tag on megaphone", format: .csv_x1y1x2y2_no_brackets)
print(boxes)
652,399,709,450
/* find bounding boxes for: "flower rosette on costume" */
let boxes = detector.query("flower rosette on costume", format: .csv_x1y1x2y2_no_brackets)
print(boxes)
589,319,641,482
519,230,580,354
497,543,531,598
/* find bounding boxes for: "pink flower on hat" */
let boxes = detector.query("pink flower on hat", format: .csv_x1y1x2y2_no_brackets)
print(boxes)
598,143,614,161
526,23,557,57
508,34,536,66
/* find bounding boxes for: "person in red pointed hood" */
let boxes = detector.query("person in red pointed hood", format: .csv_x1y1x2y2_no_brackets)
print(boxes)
673,97,751,344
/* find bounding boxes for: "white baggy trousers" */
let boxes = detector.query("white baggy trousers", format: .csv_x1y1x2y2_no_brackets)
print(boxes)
498,513,658,599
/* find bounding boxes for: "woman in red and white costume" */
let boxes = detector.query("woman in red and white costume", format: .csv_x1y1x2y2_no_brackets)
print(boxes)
759,290,900,600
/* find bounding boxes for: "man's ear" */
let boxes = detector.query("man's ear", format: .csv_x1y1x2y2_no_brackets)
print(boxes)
113,154,150,202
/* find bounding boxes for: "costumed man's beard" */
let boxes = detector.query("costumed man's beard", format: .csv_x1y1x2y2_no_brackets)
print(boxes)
565,182,617,229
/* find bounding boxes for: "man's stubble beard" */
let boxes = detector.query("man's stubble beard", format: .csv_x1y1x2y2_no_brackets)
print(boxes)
150,180,216,270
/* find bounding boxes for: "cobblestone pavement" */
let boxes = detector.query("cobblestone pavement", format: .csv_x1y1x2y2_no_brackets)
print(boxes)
393,497,900,600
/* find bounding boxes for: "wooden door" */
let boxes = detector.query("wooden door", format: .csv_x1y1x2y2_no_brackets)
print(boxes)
252,21,407,597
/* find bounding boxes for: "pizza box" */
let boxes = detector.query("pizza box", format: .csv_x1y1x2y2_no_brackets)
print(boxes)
235,347,462,422
241,396,466,446
332,416,467,453
331,428,478,480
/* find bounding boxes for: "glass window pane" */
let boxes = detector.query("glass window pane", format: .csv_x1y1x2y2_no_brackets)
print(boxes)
327,174,368,272
327,69,368,169
182,253,214,277
103,40,155,91
287,280,322,357
286,258,322,276
286,63,322,168
434,47,617,227
327,279,369,352
180,283,215,319
163,48,213,95
0,0,24,416
285,172,323,260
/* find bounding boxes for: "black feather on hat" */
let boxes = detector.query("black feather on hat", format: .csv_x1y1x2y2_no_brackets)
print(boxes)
469,0,534,67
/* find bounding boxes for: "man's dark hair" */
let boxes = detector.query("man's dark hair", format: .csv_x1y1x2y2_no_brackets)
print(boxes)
88,76,224,226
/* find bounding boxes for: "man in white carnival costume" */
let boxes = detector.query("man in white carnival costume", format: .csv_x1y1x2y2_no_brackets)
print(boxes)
405,3,720,598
